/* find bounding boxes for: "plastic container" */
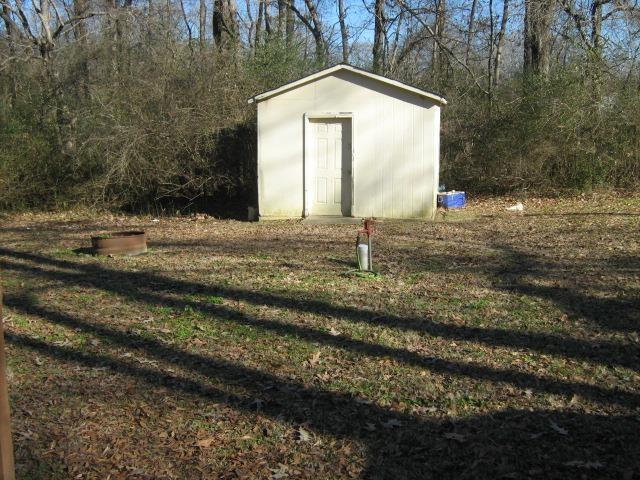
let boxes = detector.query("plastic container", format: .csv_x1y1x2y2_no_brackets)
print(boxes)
437,191,467,209
357,243,369,271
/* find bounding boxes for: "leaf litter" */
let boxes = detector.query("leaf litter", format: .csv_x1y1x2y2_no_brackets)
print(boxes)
1,195,638,479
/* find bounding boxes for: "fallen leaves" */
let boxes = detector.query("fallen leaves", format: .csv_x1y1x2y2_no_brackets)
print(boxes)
563,460,604,469
190,338,207,347
328,327,341,336
304,351,322,368
295,426,312,442
2,196,639,479
195,437,216,448
270,464,290,479
443,433,467,443
549,420,569,436
381,419,402,428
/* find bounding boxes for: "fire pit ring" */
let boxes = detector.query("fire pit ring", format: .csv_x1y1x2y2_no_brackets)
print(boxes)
91,231,147,256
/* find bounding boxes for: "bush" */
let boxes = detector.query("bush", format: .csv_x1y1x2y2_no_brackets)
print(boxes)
0,11,638,212
439,69,640,194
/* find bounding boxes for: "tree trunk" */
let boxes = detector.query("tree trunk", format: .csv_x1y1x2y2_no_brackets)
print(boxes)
493,0,509,85
589,0,604,94
337,0,349,63
590,0,603,59
73,0,90,98
1,4,18,106
389,9,404,68
73,0,88,41
465,0,478,64
256,0,264,46
488,0,494,94
524,0,555,77
303,0,326,64
264,1,272,37
199,0,207,50
285,0,324,61
372,0,386,73
433,0,447,81
213,0,239,48
285,0,295,46
277,0,286,37
179,0,194,52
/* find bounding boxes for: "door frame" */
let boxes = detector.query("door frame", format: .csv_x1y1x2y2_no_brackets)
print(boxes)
303,112,355,217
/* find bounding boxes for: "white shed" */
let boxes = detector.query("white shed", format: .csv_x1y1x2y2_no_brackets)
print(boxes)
248,64,447,220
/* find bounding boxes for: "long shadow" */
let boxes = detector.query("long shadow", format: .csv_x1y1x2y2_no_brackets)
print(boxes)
0,248,638,374
2,242,639,477
523,212,640,217
6,315,640,479
5,296,640,408
488,243,640,334
2,259,639,411
601,254,640,272
0,221,120,235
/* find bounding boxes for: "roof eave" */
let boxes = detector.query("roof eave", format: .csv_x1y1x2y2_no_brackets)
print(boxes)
247,64,448,106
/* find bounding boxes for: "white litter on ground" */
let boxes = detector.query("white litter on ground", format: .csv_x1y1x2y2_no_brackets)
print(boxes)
506,202,524,212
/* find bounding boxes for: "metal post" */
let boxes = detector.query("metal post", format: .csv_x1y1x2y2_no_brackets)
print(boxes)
0,287,15,480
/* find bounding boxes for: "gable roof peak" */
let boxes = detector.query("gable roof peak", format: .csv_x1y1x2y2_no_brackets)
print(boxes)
248,63,447,106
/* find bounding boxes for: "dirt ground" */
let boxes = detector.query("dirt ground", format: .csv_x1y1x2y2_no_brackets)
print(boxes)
0,194,639,479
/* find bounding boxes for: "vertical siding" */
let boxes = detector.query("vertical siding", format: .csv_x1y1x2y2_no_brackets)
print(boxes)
257,70,441,219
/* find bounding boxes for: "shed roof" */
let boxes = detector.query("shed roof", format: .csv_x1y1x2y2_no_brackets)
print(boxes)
247,64,448,106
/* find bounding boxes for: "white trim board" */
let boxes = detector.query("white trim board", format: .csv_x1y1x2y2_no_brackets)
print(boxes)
248,64,447,106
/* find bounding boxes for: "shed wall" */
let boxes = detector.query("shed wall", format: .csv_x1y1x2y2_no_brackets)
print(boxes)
257,69,441,219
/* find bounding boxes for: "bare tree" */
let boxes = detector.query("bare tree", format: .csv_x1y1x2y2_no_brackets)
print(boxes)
277,0,286,36
284,0,326,63
433,0,447,80
264,0,272,36
179,0,194,51
494,0,510,85
285,0,294,46
395,0,489,94
199,0,207,50
488,0,495,91
338,0,349,62
559,0,632,60
465,0,478,63
372,0,387,72
255,0,264,45
1,2,18,105
213,0,239,48
524,0,556,76
1,0,104,148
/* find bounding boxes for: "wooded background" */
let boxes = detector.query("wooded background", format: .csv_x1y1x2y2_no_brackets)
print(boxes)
0,0,639,212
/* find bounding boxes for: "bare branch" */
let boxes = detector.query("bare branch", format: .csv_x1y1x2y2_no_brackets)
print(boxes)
394,0,489,94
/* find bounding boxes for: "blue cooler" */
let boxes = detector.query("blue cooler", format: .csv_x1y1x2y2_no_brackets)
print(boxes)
437,191,467,209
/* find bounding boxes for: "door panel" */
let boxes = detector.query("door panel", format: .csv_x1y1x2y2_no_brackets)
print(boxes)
316,177,327,204
310,119,351,216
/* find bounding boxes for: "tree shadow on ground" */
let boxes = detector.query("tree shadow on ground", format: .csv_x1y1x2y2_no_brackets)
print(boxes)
6,314,640,479
0,248,638,373
487,243,640,334
0,245,639,478
523,212,640,217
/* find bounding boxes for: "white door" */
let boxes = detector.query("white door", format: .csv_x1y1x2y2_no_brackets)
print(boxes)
310,119,351,216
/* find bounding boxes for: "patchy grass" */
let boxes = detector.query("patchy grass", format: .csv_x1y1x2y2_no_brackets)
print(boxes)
0,194,639,479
